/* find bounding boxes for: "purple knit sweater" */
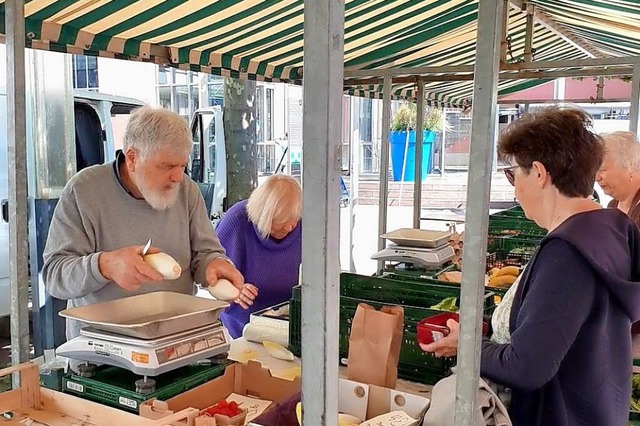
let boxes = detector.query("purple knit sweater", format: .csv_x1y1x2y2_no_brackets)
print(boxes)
216,200,301,338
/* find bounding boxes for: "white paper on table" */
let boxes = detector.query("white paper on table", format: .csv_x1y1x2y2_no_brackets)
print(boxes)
359,410,418,426
227,393,273,424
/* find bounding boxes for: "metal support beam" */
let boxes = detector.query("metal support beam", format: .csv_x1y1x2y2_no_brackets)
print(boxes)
377,76,392,273
344,56,640,79
343,67,634,87
502,56,640,70
553,77,566,105
413,81,424,228
596,76,605,100
344,65,475,78
631,64,640,134
515,68,632,79
440,110,448,175
523,4,535,63
500,0,510,64
499,97,631,104
509,0,604,59
7,0,30,383
455,0,503,424
300,0,343,424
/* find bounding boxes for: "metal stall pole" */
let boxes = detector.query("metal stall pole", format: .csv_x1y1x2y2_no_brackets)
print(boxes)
300,0,344,424
630,64,640,134
454,1,504,424
377,77,392,273
349,97,361,272
440,110,447,175
413,80,425,228
6,0,31,377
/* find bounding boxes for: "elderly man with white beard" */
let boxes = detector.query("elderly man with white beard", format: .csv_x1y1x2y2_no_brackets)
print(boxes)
43,106,249,346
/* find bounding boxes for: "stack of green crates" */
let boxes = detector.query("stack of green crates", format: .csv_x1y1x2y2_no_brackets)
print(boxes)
289,273,496,385
487,206,544,265
62,360,232,413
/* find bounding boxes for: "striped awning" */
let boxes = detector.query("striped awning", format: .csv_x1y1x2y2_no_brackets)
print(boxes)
1,0,639,107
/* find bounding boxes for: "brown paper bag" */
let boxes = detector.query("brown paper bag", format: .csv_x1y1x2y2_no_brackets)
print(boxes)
347,303,404,388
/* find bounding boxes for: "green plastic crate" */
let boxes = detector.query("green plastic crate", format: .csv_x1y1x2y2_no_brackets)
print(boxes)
490,206,526,218
288,295,455,385
487,234,541,254
383,270,509,299
288,273,496,385
62,360,232,413
488,206,546,239
338,273,495,312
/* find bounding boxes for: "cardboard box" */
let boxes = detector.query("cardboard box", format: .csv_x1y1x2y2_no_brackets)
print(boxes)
248,379,430,426
339,379,430,426
141,361,300,426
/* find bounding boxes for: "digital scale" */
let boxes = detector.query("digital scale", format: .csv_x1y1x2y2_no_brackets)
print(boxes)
57,323,230,377
372,243,455,269
56,292,232,393
372,228,456,269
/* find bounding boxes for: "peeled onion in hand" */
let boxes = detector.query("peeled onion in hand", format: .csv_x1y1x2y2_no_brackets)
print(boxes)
208,278,241,301
143,253,181,280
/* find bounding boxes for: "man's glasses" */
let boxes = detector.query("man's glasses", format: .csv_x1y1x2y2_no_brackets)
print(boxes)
501,165,520,186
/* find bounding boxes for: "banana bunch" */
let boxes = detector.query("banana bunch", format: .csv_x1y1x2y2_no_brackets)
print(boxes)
487,266,520,288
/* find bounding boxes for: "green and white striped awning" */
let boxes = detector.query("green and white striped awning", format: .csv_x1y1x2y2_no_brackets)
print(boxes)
1,0,639,107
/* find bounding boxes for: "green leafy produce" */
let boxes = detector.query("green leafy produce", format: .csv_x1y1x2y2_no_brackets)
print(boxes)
430,297,458,312
630,373,640,412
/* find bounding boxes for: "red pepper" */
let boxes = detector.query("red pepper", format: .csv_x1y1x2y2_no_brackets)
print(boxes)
202,399,242,418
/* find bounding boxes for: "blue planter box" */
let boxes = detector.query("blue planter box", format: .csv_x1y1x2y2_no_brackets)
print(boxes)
390,130,435,182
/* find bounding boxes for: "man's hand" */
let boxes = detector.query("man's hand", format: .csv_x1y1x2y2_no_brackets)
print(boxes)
235,284,259,310
419,319,460,358
98,245,164,291
205,257,244,290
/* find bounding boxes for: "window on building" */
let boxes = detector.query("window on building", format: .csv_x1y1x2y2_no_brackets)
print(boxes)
73,56,99,90
359,98,372,143
208,76,224,107
360,98,374,173
257,144,277,174
342,96,351,172
256,86,278,175
256,86,264,143
266,88,274,141
173,85,190,120
157,66,204,121
158,86,171,110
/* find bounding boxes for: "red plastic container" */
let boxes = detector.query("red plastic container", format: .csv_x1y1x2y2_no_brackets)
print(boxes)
417,312,489,345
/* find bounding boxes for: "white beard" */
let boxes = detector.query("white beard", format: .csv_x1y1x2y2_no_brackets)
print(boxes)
135,174,179,211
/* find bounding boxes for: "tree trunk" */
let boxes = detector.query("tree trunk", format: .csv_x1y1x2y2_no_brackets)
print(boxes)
223,77,258,208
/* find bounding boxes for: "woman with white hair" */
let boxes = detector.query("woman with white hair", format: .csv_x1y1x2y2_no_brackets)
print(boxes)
596,131,640,228
597,131,640,339
216,174,302,338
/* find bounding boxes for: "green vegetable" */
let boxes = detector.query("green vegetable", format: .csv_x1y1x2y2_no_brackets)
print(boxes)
430,297,458,312
630,374,640,411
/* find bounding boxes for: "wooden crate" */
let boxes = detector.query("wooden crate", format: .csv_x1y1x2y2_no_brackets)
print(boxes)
0,362,199,425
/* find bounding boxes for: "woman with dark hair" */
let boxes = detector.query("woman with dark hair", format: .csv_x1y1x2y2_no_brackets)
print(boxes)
422,107,640,426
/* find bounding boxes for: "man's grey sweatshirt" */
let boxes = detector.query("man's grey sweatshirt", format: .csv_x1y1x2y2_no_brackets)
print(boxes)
42,160,227,341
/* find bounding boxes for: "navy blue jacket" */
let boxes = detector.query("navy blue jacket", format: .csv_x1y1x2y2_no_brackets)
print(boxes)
481,209,640,426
